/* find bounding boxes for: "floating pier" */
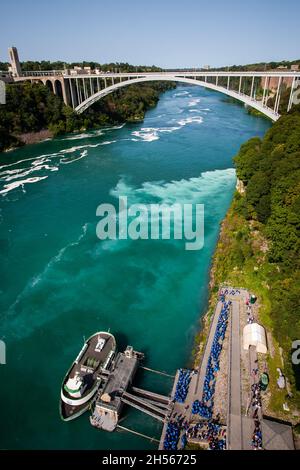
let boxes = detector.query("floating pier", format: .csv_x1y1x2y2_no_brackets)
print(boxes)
90,345,175,433
88,343,202,450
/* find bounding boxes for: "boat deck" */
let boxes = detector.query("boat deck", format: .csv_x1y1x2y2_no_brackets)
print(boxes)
60,332,116,420
65,333,115,394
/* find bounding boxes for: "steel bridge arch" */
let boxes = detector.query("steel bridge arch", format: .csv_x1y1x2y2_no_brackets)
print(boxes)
75,75,279,121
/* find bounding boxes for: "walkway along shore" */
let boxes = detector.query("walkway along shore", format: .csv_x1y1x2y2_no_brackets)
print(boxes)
158,287,294,450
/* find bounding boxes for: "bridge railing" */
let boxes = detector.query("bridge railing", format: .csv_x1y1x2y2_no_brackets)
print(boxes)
20,70,65,77
12,69,300,120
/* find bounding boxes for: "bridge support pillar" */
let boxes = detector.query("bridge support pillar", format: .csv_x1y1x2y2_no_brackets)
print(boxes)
250,76,255,99
75,78,81,105
83,78,88,100
274,77,282,114
61,79,69,106
287,76,296,112
238,76,242,94
262,76,268,106
68,78,79,108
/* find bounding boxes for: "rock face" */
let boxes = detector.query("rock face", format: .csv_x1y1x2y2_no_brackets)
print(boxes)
18,129,53,145
236,178,245,195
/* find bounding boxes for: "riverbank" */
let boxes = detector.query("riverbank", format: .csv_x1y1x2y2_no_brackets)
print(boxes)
0,81,176,153
194,189,300,428
194,103,300,433
7,129,54,150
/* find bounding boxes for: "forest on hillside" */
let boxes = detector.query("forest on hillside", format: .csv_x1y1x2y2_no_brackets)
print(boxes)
0,80,175,152
234,105,300,394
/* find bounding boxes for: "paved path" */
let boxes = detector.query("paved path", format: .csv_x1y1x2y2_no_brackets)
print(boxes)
227,300,242,450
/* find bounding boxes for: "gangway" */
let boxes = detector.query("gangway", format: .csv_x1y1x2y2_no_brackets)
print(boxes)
121,391,169,423
130,386,171,405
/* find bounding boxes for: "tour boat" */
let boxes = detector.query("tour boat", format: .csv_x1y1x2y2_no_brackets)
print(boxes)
60,331,116,421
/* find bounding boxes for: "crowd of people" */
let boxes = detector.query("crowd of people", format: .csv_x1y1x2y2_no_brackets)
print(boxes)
185,419,226,450
246,303,255,324
174,369,192,403
164,289,253,451
250,382,263,449
192,301,230,420
163,421,180,450
163,415,227,450
191,399,211,418
219,288,240,302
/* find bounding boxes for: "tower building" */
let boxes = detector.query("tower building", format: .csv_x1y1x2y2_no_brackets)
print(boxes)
8,46,21,77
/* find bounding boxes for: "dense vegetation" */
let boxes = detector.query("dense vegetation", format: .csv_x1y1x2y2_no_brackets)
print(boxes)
212,59,300,72
0,80,175,152
1,58,298,73
210,105,300,418
0,60,162,73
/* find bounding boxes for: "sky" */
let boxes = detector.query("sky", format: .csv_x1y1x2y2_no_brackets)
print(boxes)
1,0,299,68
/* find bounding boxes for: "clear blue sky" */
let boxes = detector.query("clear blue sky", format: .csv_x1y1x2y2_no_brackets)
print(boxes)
1,0,299,67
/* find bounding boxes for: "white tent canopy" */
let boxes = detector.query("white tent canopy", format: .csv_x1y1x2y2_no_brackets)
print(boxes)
243,323,267,354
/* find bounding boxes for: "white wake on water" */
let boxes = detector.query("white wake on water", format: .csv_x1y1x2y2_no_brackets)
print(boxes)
177,116,203,126
3,168,236,338
188,98,201,107
131,126,181,142
0,176,49,195
111,168,236,205
60,123,125,141
0,140,119,195
130,116,204,142
174,91,190,97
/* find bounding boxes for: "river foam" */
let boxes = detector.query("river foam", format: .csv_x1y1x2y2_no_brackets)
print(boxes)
188,98,201,107
3,168,236,338
177,116,203,126
0,140,119,195
131,126,182,142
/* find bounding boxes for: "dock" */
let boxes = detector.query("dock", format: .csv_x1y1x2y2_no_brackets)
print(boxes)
90,345,174,432
87,286,294,450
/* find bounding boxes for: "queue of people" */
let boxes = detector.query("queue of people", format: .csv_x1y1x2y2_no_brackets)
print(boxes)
163,421,180,450
192,301,230,420
174,369,192,403
219,288,240,302
250,383,263,450
191,399,211,418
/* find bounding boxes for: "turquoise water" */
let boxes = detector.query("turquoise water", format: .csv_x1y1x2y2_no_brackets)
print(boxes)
0,86,270,449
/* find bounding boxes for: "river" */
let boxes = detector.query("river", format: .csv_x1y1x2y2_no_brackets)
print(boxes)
0,85,270,449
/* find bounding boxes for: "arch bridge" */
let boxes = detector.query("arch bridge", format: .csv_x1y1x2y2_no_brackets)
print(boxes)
14,70,300,121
